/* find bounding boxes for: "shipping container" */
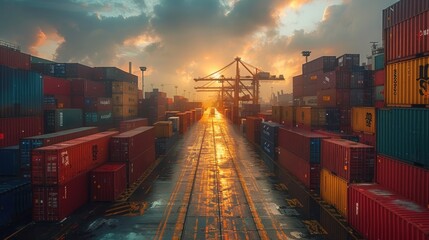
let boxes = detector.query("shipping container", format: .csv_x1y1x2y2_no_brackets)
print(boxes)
382,0,429,29
168,117,180,132
44,109,83,133
293,75,304,98
373,54,384,71
43,76,71,96
278,128,328,163
0,146,20,176
348,184,429,240
280,106,295,127
260,138,277,161
90,163,127,201
302,56,337,74
71,78,105,97
246,116,262,145
320,168,348,217
0,46,30,70
154,121,173,138
110,126,155,162
93,67,138,83
374,86,384,102
111,81,138,94
195,108,203,120
351,107,376,134
384,10,429,64
0,179,31,226
111,93,138,106
84,111,113,129
0,116,43,148
156,133,179,156
317,70,338,90
119,118,148,132
376,154,429,209
295,107,327,130
0,65,43,118
20,127,98,172
353,132,376,147
386,56,429,106
177,113,188,134
271,106,282,123
31,131,118,185
125,145,156,186
339,107,352,134
31,63,94,79
312,130,359,142
321,138,375,183
72,97,112,112
165,111,180,119
278,147,320,191
373,69,385,86
32,172,89,222
261,122,282,144
377,108,429,167
112,105,138,120
337,54,360,69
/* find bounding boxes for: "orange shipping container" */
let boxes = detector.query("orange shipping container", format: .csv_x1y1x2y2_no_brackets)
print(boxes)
320,168,348,217
295,107,326,130
351,107,376,134
280,106,295,127
386,56,429,106
113,105,138,119
154,121,173,138
112,93,138,106
272,106,282,124
112,81,138,94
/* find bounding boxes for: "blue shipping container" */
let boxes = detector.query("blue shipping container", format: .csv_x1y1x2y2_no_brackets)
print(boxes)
260,138,277,161
0,65,43,118
261,122,282,144
0,146,20,176
0,179,32,226
155,133,179,156
377,108,429,167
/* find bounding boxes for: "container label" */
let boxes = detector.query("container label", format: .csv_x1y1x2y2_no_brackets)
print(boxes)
417,64,429,98
393,69,398,96
61,151,69,166
365,112,373,127
59,112,64,127
323,96,331,101
419,28,429,38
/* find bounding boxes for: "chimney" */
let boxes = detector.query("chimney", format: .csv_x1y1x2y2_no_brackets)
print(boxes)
129,62,132,74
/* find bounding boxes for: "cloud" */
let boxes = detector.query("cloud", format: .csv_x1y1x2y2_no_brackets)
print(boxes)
0,0,394,100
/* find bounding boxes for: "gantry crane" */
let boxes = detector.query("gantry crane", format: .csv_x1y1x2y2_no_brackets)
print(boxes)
194,57,284,122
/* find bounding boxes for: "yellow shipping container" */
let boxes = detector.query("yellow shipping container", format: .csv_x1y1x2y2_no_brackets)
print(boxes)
351,107,376,134
112,81,138,94
280,106,295,127
112,93,138,106
295,107,326,129
112,105,138,119
272,106,283,124
320,168,348,218
386,56,429,106
154,121,173,138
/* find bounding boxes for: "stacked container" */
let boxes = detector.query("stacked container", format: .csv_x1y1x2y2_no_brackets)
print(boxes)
277,128,328,191
351,107,376,147
31,131,117,221
0,179,32,226
90,163,127,201
111,81,138,120
139,89,167,125
42,76,71,109
110,127,155,186
119,118,148,132
245,116,262,145
260,122,282,161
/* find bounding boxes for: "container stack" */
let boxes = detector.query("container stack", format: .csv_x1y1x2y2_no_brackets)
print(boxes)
118,118,149,132
139,89,167,125
0,179,32,227
260,122,282,169
111,81,138,121
345,1,429,239
90,163,127,201
31,131,117,221
109,127,155,186
245,116,262,145
351,107,376,147
277,128,328,191
154,121,178,156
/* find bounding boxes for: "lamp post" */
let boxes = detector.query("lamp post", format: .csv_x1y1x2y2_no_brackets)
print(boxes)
301,51,311,63
139,67,147,99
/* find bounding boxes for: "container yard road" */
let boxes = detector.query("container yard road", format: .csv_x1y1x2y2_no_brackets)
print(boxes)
9,110,338,239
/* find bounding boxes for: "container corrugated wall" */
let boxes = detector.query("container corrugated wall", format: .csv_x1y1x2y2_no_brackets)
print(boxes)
0,146,20,176
348,184,429,240
119,118,148,132
0,179,32,226
320,168,348,217
44,109,83,133
382,0,429,29
377,108,429,167
351,107,376,134
0,117,43,148
90,163,127,201
376,154,429,209
386,56,429,106
295,107,326,130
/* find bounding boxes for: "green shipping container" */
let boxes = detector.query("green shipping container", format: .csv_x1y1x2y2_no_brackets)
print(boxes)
374,54,384,71
374,86,384,101
377,108,429,167
44,109,83,133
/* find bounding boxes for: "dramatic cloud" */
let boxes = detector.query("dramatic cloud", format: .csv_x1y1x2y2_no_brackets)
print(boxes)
0,0,395,100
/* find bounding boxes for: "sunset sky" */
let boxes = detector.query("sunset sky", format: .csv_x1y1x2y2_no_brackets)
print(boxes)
0,0,396,102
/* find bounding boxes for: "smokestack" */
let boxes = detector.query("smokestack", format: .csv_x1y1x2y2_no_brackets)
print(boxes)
129,62,132,74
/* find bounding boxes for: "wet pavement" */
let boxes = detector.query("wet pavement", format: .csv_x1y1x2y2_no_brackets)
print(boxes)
4,110,362,239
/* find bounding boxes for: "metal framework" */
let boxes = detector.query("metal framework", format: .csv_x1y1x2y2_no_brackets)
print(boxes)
194,57,284,112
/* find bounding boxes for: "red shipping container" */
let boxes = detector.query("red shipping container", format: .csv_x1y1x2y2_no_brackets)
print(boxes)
348,183,429,240
110,127,155,162
317,89,350,107
32,172,89,222
376,155,429,209
321,138,375,183
278,147,320,191
246,116,262,145
278,128,328,163
0,117,43,148
119,118,149,132
385,10,429,64
55,95,71,108
353,131,376,147
339,107,352,134
177,113,188,134
71,79,105,97
374,100,385,108
383,0,429,29
31,131,118,185
185,111,192,127
90,163,127,201
125,145,156,186
0,46,30,70
43,76,71,96
374,69,385,86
